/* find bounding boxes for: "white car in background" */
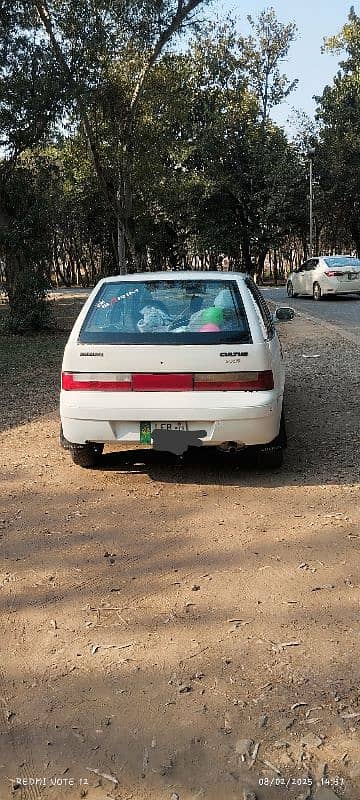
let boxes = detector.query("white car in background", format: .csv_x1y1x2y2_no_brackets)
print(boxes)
60,272,294,469
287,255,360,300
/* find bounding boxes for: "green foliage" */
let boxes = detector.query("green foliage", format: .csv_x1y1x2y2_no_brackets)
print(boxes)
323,5,360,71
0,7,65,154
140,21,305,270
0,151,57,331
238,7,298,123
4,268,52,333
0,0,308,311
315,6,360,253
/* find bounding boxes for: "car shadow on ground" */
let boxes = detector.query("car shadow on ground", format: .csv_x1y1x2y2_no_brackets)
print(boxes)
93,440,358,487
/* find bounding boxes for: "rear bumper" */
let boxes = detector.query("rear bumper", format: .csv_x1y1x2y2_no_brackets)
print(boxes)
60,389,283,447
322,280,360,294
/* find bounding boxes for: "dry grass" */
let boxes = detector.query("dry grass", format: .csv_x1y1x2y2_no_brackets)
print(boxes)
0,297,85,432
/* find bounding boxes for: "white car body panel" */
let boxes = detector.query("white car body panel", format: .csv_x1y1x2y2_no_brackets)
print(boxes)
60,272,285,448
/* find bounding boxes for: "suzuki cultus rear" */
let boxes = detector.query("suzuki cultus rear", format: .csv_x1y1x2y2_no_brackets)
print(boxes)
60,273,293,468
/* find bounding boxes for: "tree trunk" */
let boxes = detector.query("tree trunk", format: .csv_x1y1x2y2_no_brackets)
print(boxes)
268,250,273,280
117,217,126,275
256,249,267,283
273,249,278,286
88,246,97,285
241,235,253,274
54,252,71,287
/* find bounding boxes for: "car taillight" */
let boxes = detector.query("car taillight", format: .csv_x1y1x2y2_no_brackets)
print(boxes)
132,373,193,391
324,270,343,277
193,371,274,391
61,372,132,391
62,370,274,392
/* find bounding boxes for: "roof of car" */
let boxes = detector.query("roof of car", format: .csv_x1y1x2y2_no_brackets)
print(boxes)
100,271,249,283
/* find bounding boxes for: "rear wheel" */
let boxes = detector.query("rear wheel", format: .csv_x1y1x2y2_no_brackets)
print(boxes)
257,446,283,469
60,426,104,468
254,407,286,469
313,282,322,301
287,281,298,298
69,443,104,468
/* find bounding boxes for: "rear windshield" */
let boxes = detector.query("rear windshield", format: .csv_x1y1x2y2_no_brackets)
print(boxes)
323,257,360,268
79,279,251,345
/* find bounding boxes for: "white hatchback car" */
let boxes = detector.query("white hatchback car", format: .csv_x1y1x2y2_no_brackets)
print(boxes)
60,272,294,468
287,255,360,300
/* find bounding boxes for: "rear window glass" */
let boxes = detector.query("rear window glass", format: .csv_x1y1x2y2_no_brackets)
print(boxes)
323,257,360,268
79,279,251,345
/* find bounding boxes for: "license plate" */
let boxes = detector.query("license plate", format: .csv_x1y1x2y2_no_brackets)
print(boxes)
153,422,187,431
348,272,357,280
140,421,187,444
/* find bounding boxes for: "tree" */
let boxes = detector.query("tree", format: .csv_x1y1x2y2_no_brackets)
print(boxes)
176,16,304,274
0,2,309,327
0,5,66,330
0,150,60,330
315,6,360,254
0,0,210,329
238,7,298,125
31,0,211,272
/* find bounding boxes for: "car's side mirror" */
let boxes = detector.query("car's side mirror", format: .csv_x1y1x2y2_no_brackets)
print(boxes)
273,306,295,322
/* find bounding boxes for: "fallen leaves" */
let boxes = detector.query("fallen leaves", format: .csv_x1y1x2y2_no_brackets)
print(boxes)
178,684,192,694
235,739,260,767
221,717,232,734
90,642,135,655
85,767,120,786
261,758,281,775
311,584,335,592
272,641,301,653
141,746,149,778
340,711,360,720
301,733,323,748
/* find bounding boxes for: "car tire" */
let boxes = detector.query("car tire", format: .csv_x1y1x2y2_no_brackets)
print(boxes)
286,281,298,298
313,282,322,301
254,406,286,469
69,443,104,468
60,426,104,468
257,446,284,469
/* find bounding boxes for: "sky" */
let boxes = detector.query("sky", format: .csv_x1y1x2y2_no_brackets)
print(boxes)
210,0,359,132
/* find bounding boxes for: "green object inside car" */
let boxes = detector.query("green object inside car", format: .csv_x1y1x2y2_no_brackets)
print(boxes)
201,306,224,325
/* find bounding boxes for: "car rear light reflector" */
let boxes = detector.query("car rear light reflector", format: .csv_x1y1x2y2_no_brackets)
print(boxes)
193,371,274,391
61,372,132,391
62,370,274,392
324,270,344,277
132,373,193,391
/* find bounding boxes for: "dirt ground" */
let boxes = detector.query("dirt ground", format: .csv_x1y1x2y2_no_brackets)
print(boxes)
0,299,359,800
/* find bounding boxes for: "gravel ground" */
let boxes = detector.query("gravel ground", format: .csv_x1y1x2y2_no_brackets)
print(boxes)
0,310,359,800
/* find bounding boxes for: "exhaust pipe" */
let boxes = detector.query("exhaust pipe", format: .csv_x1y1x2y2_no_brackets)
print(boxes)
218,441,244,454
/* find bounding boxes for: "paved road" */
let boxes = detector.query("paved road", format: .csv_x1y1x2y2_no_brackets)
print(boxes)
262,286,360,337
